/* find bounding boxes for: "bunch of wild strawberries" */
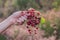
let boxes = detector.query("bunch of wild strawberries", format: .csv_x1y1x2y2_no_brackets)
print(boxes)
18,8,41,34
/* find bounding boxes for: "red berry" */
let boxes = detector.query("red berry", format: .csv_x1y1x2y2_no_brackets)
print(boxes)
27,15,32,19
35,32,37,34
36,27,38,30
34,30,37,34
28,29,31,34
28,29,31,32
31,9,35,11
37,13,40,15
27,21,31,25
26,26,29,28
30,8,35,11
31,23,35,27
27,11,29,13
28,8,35,12
38,17,41,20
34,16,37,19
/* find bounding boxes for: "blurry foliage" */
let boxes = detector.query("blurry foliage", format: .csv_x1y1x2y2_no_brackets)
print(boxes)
0,0,60,17
15,0,39,10
52,0,60,10
55,18,60,40
2,0,17,18
15,0,54,10
0,0,1,5
40,17,60,40
40,20,54,38
0,13,3,18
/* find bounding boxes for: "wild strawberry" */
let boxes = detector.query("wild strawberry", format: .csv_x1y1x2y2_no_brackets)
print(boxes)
34,30,37,34
26,26,29,28
27,21,31,25
18,8,41,35
37,13,40,16
28,29,31,34
36,27,38,30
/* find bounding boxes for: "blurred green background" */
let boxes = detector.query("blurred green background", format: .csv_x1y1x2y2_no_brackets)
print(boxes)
0,0,60,18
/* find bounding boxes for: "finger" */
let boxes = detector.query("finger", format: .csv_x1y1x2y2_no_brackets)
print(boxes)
17,16,26,23
19,18,24,22
16,11,29,23
12,11,27,18
21,11,30,17
22,15,27,20
20,11,27,16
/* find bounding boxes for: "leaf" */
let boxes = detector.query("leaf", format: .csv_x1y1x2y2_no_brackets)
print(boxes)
40,17,46,24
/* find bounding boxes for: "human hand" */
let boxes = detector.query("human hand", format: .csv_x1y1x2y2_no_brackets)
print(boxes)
0,11,28,33
8,11,28,24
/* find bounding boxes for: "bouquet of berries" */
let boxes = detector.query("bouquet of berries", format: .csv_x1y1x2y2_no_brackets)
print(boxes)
17,8,41,35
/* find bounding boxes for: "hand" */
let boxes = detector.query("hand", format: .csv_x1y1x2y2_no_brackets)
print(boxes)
8,11,27,24
0,11,28,33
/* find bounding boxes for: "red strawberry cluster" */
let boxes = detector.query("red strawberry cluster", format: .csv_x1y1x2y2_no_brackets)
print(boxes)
26,8,41,34
27,10,41,27
19,8,41,34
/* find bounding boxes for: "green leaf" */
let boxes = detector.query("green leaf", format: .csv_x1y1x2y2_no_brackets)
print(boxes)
40,17,46,24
